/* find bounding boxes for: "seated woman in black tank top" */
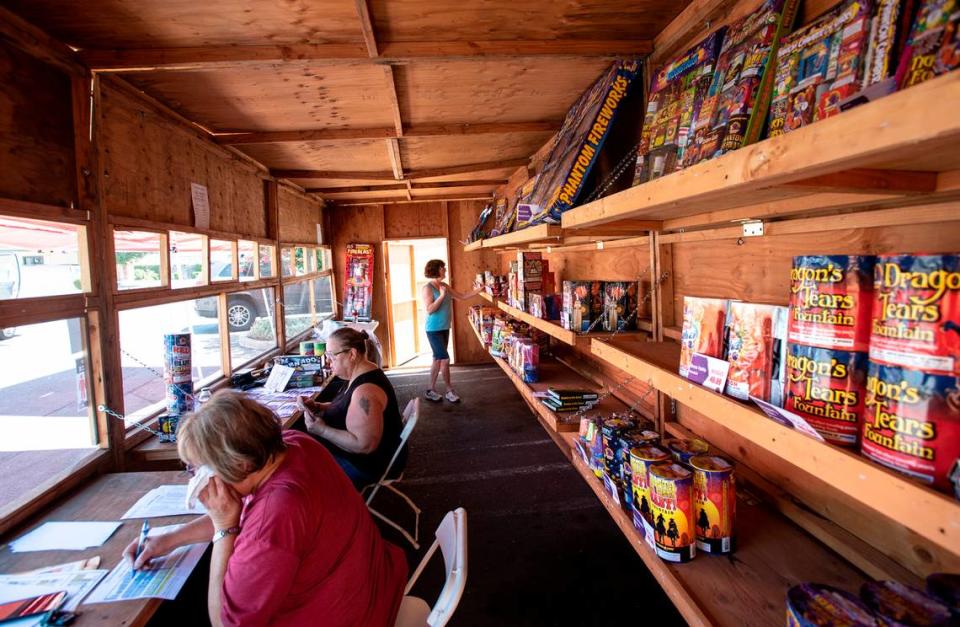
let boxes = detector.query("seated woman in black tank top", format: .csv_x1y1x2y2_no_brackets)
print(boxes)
297,327,406,489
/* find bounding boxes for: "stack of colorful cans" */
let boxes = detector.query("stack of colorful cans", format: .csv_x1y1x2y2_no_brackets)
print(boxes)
163,333,193,416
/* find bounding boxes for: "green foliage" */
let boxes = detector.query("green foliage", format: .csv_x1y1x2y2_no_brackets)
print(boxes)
134,266,160,281
246,317,276,341
116,252,147,265
285,314,313,338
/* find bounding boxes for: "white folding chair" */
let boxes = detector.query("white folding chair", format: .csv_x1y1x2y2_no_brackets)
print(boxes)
394,508,468,627
364,398,422,548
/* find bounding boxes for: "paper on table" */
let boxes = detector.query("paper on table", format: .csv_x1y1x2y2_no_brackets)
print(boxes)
14,557,102,576
0,568,108,626
264,364,295,393
10,522,121,553
84,526,208,603
121,485,206,519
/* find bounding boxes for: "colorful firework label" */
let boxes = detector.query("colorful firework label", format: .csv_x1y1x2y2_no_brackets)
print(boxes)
789,255,875,352
785,343,868,447
690,455,736,554
870,254,960,375
861,361,960,491
648,463,696,563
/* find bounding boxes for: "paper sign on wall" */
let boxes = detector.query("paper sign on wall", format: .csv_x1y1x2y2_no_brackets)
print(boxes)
191,183,210,230
316,223,324,245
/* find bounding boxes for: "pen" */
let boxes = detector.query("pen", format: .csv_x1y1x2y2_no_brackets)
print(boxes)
133,520,149,577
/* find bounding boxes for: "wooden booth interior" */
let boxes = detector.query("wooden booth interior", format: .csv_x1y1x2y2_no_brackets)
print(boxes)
2,0,960,624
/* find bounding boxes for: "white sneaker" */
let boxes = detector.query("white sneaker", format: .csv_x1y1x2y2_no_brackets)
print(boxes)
424,390,442,402
444,390,461,403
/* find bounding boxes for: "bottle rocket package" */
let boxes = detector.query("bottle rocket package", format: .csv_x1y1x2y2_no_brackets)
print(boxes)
185,465,216,509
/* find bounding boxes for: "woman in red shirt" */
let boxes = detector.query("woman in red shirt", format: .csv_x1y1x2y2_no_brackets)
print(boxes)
124,392,407,626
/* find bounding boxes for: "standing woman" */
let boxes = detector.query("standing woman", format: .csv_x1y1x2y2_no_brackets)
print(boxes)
421,259,482,403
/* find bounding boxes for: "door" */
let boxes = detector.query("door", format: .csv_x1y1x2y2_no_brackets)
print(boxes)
385,243,420,366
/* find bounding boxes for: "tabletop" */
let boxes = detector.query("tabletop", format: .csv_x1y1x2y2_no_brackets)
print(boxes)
0,471,202,627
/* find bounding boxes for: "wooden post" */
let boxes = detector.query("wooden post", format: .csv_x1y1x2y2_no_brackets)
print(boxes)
265,181,285,350
73,73,126,469
218,292,232,376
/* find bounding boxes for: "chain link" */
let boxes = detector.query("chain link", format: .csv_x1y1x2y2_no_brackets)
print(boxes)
97,403,168,438
582,142,640,205
120,347,197,401
576,270,669,339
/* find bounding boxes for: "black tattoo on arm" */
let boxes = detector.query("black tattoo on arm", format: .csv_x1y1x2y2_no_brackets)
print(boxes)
358,395,371,416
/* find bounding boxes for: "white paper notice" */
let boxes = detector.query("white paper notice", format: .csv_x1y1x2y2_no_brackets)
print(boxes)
85,527,207,603
10,522,122,553
121,485,206,520
0,569,108,616
750,396,826,442
316,223,324,245
265,364,295,393
190,182,210,230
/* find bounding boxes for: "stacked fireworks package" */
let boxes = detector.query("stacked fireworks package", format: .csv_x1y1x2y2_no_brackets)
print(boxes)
786,256,874,448
678,296,789,406
561,281,641,332
161,333,193,441
579,414,736,564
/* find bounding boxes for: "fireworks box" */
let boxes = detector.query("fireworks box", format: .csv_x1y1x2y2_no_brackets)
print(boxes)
601,282,640,331
724,302,789,406
528,293,562,320
682,0,799,168
562,281,604,332
274,354,325,372
634,29,726,184
896,0,960,90
768,0,873,137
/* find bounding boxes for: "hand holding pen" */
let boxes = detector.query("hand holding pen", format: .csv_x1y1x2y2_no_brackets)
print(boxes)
132,521,150,577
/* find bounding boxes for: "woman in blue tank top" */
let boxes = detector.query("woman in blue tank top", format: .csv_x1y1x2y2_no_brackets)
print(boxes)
421,259,482,403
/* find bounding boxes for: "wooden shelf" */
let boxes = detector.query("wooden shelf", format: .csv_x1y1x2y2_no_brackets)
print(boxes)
464,223,562,251
560,72,960,232
467,319,624,433
464,239,484,252
495,299,648,347
562,439,869,627
589,336,960,560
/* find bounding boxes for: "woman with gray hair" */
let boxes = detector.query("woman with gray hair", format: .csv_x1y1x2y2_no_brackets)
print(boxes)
123,391,407,627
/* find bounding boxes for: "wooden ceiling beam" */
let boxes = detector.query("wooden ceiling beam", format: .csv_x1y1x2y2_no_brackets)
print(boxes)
81,39,653,72
386,138,404,180
0,5,87,76
214,121,560,145
274,158,527,182
353,0,379,57
306,179,506,194
335,194,493,206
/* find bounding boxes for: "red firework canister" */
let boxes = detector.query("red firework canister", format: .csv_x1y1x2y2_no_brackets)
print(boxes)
785,343,869,447
861,360,960,493
789,255,875,352
870,254,960,375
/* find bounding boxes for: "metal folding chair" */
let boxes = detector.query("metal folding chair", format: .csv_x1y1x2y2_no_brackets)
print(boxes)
363,398,421,548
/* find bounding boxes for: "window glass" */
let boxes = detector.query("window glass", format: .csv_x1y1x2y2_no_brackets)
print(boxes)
294,246,307,276
306,247,317,273
170,231,205,289
283,281,313,340
229,288,277,370
238,241,257,282
313,275,335,318
0,318,99,515
0,217,86,299
210,240,234,282
280,248,293,278
119,299,223,423
259,244,276,278
115,230,163,290
316,248,331,272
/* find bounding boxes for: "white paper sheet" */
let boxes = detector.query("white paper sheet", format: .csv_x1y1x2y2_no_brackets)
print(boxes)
84,528,207,603
10,522,121,553
190,182,210,229
264,364,295,393
15,557,101,576
750,396,826,442
0,568,108,627
121,485,206,519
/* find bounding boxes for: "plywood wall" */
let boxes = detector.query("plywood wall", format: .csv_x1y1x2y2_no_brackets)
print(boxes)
448,200,496,364
383,202,447,239
329,205,390,363
278,185,323,244
0,41,75,208
99,80,267,236
669,219,960,323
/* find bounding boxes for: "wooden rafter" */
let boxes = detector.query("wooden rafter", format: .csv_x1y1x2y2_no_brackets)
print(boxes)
386,138,404,180
306,179,507,194
0,5,87,76
273,158,528,182
213,121,560,145
335,193,492,206
80,40,653,72
353,0,379,57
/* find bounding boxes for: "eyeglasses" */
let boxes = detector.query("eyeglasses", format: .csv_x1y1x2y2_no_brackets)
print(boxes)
184,464,197,477
329,348,351,358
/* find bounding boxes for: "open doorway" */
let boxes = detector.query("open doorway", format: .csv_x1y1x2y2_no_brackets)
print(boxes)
384,238,449,368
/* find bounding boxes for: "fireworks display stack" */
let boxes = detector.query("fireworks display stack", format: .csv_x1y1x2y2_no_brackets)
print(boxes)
163,333,193,416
